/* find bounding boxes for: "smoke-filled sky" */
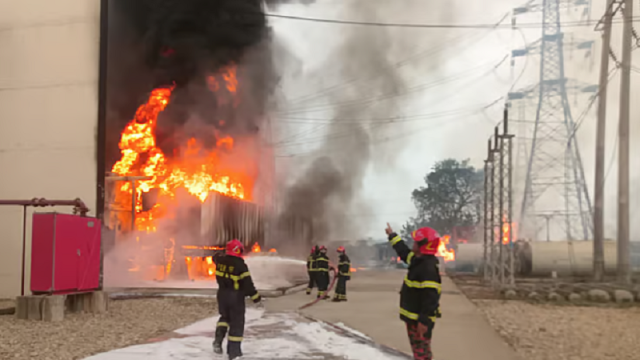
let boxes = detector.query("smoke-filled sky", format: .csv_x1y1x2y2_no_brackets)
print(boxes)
268,0,640,241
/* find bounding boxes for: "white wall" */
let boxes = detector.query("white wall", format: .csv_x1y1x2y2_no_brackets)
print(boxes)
0,0,101,298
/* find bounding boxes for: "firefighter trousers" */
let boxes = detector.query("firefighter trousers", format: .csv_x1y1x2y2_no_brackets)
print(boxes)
214,290,246,359
306,271,316,294
333,276,348,300
315,271,329,298
405,321,435,360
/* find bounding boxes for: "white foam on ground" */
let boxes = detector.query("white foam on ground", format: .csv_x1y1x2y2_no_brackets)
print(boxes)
84,309,406,360
333,322,372,340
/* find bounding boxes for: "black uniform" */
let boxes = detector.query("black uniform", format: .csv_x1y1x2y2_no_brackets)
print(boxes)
315,251,330,298
306,251,317,295
213,254,261,359
333,253,351,301
388,232,441,360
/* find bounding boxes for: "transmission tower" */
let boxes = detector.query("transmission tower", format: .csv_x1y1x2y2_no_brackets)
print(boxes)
510,0,596,241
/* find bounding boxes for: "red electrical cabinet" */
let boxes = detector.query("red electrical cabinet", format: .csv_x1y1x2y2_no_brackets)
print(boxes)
30,213,101,294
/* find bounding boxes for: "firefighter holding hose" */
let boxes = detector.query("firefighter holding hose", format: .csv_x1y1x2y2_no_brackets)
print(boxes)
306,245,318,295
213,239,262,360
315,245,330,299
385,223,442,360
332,246,351,302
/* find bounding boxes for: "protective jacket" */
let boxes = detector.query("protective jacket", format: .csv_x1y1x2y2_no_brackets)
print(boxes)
388,232,441,325
315,253,330,273
215,254,261,302
337,253,351,279
307,253,316,272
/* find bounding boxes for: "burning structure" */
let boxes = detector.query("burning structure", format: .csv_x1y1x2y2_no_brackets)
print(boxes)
102,0,311,286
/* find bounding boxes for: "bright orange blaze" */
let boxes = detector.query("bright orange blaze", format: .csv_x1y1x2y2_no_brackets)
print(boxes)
437,235,455,262
112,65,254,280
251,243,261,253
501,219,517,244
185,256,217,280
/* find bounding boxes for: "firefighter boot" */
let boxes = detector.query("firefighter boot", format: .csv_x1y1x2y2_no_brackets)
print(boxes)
213,326,226,354
212,342,223,355
306,288,311,295
228,341,242,360
332,297,340,302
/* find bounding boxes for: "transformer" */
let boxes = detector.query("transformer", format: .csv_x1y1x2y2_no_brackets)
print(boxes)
30,213,102,294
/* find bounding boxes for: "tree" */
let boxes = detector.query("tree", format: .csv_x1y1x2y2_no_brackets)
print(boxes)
410,159,483,236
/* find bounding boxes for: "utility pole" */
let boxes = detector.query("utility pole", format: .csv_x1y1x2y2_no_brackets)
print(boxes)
593,0,615,282
617,0,633,284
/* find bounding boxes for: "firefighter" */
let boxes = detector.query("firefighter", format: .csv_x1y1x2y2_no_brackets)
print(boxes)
306,245,318,295
332,246,351,302
315,245,330,299
385,223,441,360
213,239,262,360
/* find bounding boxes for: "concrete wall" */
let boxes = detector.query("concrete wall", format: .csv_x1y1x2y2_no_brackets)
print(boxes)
0,0,101,298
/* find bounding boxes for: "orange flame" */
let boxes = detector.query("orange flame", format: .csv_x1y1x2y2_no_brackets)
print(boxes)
113,64,255,280
112,65,251,235
500,217,517,244
251,243,261,253
437,235,455,262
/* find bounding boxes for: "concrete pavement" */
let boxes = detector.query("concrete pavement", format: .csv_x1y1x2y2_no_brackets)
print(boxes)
266,269,520,360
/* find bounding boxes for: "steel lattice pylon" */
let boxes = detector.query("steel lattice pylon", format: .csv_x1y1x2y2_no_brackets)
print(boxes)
515,0,594,241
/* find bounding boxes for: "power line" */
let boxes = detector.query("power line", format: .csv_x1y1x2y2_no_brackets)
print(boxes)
283,13,511,107
279,55,508,115
266,12,640,29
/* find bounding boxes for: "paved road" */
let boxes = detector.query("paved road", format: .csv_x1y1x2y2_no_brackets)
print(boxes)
266,269,520,360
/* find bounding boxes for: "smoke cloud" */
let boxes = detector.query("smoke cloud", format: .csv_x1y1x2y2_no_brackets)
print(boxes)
275,1,453,245
105,0,277,169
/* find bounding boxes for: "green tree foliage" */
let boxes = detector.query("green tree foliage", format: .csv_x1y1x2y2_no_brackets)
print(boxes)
410,159,483,235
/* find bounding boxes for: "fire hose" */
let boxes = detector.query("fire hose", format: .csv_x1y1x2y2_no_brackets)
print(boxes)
298,265,338,310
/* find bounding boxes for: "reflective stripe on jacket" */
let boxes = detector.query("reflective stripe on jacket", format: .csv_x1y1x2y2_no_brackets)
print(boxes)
388,233,441,325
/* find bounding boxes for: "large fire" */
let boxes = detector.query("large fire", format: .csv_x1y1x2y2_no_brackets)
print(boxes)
112,64,259,281
112,65,250,234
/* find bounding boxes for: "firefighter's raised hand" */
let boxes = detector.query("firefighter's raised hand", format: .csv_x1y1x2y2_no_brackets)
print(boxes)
385,223,394,235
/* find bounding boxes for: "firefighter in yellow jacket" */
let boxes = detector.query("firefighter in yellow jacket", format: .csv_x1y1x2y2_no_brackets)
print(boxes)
306,245,318,295
213,239,262,360
315,245,330,299
385,223,442,360
332,246,351,302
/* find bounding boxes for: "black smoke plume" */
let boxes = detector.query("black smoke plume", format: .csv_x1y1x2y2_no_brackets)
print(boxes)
275,1,453,246
105,0,277,167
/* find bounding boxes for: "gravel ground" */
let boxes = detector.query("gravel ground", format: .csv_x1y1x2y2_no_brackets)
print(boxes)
475,300,640,360
0,297,217,360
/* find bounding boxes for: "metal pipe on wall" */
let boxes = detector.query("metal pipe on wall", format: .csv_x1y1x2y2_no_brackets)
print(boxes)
0,198,91,296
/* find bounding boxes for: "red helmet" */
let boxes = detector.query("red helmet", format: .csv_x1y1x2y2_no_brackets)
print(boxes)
411,227,440,255
310,245,317,254
226,239,244,257
318,245,327,252
337,246,345,253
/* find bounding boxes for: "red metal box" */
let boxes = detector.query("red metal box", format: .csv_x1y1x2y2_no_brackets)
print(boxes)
30,213,101,294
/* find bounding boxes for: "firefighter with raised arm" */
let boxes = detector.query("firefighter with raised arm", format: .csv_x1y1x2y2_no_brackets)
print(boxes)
306,245,318,295
213,239,262,360
315,245,330,299
385,223,441,360
332,246,351,302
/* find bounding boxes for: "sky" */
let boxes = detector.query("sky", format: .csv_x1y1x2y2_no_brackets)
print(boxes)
263,0,640,241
